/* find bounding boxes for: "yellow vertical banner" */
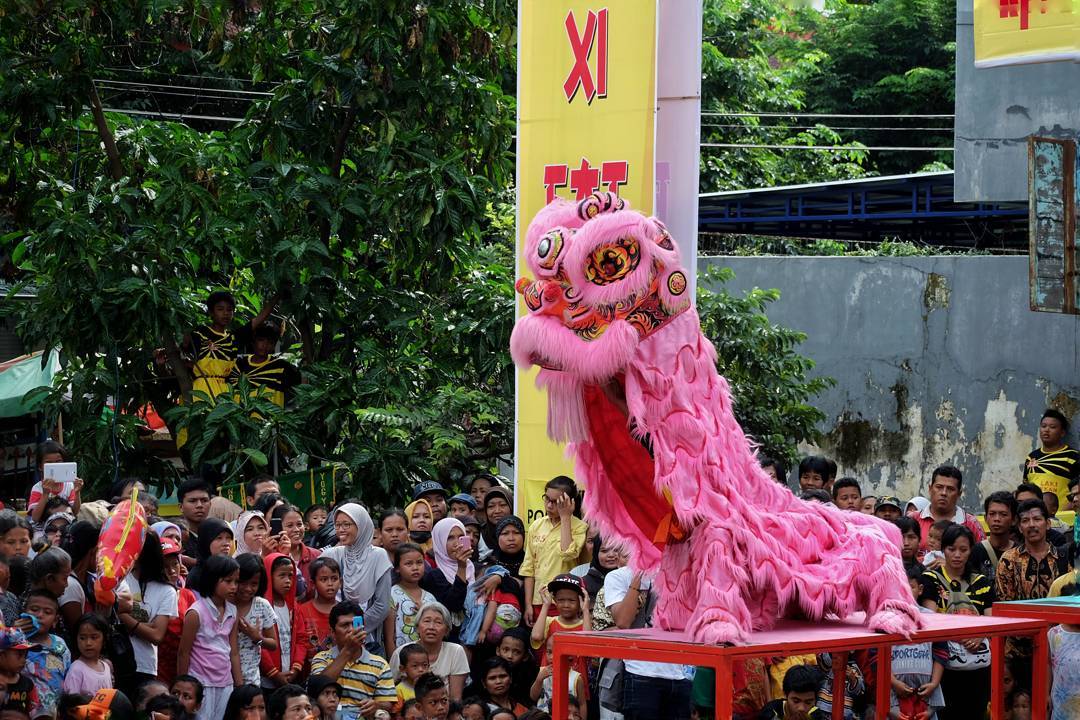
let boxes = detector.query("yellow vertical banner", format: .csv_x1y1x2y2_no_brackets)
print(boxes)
515,1,657,524
974,0,1077,67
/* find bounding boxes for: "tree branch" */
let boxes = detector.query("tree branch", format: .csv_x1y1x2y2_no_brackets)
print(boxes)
163,335,193,402
87,81,123,182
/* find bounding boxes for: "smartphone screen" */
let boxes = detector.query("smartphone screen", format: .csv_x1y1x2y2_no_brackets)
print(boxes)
352,616,364,630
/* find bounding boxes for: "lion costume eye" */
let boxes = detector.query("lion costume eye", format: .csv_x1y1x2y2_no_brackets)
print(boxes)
583,236,641,286
536,228,566,271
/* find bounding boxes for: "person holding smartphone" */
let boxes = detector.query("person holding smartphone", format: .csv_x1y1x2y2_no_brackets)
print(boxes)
309,601,396,719
320,504,392,657
28,441,82,524
426,519,475,636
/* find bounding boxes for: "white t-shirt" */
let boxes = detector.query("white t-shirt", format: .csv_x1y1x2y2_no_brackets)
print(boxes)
603,567,688,680
389,641,470,685
120,576,178,674
59,575,85,612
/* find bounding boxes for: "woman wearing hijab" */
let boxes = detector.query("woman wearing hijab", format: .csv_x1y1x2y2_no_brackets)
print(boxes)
320,503,392,654
404,498,435,559
233,511,269,556
150,521,183,545
426,518,476,634
907,496,931,516
582,535,622,611
480,488,514,554
186,517,234,594
418,517,475,622
488,516,526,580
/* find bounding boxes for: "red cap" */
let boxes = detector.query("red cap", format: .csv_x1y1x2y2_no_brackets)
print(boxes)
160,537,182,556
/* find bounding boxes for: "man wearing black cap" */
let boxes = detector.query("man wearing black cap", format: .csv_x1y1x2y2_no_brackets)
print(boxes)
411,481,449,522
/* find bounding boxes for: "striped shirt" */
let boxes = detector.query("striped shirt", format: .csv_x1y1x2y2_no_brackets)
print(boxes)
310,647,395,709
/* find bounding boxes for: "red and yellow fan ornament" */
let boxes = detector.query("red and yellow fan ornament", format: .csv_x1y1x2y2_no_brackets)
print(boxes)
94,489,149,605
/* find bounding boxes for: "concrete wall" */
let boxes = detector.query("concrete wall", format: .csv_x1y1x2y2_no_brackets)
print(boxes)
700,255,1080,509
954,0,1080,203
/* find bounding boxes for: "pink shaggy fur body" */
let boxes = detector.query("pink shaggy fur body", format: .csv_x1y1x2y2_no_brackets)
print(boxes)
512,193,921,644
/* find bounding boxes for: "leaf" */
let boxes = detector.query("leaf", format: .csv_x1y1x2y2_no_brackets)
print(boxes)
240,448,269,466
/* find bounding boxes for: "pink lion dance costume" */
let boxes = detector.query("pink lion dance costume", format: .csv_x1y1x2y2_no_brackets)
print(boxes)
511,192,921,644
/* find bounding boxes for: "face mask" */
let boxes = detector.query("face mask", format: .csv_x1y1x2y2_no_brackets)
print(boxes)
410,530,432,544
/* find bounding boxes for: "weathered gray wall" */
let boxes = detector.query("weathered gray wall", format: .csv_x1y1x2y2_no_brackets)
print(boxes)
954,0,1080,203
701,255,1080,509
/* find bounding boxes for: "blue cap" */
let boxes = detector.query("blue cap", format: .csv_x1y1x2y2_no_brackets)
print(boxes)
449,493,477,509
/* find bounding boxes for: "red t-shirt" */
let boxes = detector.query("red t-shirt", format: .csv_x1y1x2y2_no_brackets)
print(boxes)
291,601,333,678
158,587,196,685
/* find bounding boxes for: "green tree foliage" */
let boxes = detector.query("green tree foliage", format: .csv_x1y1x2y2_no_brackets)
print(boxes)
0,0,516,504
2,1,832,503
804,0,956,175
700,0,955,190
697,265,834,464
700,0,871,191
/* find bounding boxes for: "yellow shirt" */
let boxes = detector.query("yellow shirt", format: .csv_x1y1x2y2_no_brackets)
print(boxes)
1048,569,1078,597
519,515,588,605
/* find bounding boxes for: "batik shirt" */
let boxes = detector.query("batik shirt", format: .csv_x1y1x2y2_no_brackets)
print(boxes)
26,634,70,719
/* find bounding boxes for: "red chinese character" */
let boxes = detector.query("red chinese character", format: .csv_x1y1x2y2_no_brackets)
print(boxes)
600,161,628,193
569,158,601,200
543,164,569,204
563,9,609,104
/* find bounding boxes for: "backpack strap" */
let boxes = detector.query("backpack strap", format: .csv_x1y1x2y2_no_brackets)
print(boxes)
981,539,999,567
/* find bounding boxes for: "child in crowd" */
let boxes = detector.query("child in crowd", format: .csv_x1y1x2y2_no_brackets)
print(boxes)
1047,549,1080,720
395,643,431,712
134,679,169,712
261,553,300,686
233,553,280,686
293,557,341,676
448,495,477,521
1007,687,1032,720
304,505,329,546
306,674,342,720
459,697,488,720
922,520,952,568
495,628,536,707
798,457,830,492
22,588,71,719
520,477,588,624
159,537,196,687
400,698,424,720
0,628,39,718
832,478,862,511
530,574,590,685
177,554,242,720
530,634,585,715
385,544,436,660
60,614,112,695
815,651,863,719
759,665,822,719
414,673,450,720
145,693,189,720
171,675,204,716
893,517,922,564
0,555,18,626
889,563,945,720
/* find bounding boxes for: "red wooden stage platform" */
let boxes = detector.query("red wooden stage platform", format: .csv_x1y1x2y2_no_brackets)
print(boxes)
552,612,1049,720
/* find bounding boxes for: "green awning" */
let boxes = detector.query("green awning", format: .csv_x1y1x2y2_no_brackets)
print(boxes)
0,351,59,418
